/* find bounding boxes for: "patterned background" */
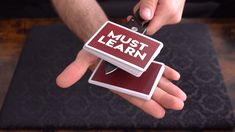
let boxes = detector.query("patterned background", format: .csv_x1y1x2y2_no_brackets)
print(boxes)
0,24,234,129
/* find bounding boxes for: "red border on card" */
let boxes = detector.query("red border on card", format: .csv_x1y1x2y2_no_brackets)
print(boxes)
89,60,165,100
84,21,163,72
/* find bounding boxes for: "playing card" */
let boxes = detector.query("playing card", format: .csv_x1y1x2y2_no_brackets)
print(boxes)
83,21,163,77
89,60,165,100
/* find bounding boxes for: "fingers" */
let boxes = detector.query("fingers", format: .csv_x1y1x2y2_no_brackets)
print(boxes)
126,15,132,21
160,65,186,101
139,0,158,20
133,2,140,14
113,78,186,118
152,88,184,110
56,50,98,88
158,77,187,101
114,91,165,119
56,58,88,88
141,0,185,35
164,65,180,81
133,0,185,35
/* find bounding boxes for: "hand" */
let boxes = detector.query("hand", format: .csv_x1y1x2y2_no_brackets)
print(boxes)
133,0,186,35
56,49,187,118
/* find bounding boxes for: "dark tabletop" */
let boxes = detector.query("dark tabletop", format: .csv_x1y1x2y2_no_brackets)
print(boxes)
0,18,234,131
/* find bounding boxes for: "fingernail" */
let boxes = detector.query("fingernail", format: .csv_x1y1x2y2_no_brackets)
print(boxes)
182,92,187,101
142,7,152,20
176,72,181,80
173,71,181,81
178,101,184,110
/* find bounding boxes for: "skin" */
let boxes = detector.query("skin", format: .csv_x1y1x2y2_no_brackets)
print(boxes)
52,0,187,119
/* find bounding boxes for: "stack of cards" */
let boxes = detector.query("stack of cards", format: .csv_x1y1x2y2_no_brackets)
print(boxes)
89,60,165,100
83,21,163,77
83,21,165,100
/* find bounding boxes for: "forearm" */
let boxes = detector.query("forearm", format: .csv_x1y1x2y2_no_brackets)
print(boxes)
52,0,108,42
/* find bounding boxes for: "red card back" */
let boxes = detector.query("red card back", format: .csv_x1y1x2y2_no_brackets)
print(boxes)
89,60,165,96
85,21,163,70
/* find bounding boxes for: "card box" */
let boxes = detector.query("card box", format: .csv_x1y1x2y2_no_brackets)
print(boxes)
89,60,165,100
83,21,163,77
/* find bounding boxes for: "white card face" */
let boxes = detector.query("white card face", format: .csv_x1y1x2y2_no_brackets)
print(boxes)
89,60,165,100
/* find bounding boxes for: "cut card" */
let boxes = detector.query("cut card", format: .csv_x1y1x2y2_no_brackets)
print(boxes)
83,21,163,77
89,60,165,100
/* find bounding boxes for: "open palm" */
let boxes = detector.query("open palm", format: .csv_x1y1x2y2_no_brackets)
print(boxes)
56,49,187,118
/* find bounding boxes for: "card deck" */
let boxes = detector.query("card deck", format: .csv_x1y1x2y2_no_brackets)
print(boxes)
89,60,165,100
83,21,163,77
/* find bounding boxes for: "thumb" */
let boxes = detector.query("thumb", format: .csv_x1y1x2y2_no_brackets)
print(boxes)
139,0,158,20
56,50,98,88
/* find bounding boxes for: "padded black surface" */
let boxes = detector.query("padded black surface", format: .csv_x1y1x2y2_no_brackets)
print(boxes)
0,23,234,129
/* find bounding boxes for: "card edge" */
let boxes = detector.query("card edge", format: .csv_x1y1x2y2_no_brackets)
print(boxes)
88,60,165,101
147,61,165,100
83,21,164,74
88,60,149,100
